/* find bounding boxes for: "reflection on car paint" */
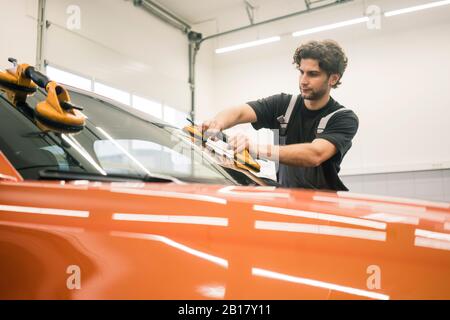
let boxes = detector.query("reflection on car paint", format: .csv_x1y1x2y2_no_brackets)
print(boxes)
415,229,450,242
253,204,386,230
252,267,390,300
112,213,228,227
414,237,450,251
110,187,228,204
196,284,226,299
0,220,85,234
218,185,289,199
254,221,387,242
0,204,90,218
362,213,419,225
313,195,450,224
110,230,229,268
337,191,450,209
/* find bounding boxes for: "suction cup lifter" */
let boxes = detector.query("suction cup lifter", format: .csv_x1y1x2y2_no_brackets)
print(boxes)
24,65,50,89
0,58,86,132
0,58,37,93
183,124,261,173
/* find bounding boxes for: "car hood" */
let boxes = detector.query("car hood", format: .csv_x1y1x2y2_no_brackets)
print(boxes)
0,180,449,299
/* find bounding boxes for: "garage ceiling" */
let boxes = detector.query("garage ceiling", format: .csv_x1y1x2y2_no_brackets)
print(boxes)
155,0,250,24
151,0,343,26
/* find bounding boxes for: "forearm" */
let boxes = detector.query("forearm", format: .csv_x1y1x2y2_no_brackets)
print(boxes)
212,104,255,130
257,143,321,167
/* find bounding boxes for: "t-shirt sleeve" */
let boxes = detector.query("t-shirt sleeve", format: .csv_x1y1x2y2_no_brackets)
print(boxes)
316,110,359,157
247,94,288,130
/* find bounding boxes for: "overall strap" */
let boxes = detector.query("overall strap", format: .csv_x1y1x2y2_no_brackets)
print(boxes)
276,94,298,139
316,108,348,134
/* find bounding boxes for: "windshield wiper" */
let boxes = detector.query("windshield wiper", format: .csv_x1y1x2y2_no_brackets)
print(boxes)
38,169,177,183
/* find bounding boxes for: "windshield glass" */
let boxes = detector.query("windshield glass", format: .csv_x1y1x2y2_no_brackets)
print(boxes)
0,88,240,184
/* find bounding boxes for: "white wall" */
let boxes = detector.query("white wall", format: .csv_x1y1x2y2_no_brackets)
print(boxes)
194,19,217,122
41,0,190,113
195,0,450,175
342,168,450,202
0,0,37,70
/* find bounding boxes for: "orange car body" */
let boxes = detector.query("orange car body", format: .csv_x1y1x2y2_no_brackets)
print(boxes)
1,151,449,300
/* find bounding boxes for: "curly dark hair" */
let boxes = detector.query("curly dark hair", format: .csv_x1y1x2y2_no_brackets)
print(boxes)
293,40,348,89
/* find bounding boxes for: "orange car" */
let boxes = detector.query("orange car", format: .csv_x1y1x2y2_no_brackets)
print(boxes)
0,63,450,300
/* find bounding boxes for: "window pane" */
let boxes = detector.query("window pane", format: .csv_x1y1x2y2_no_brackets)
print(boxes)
46,66,92,91
164,105,187,128
94,82,130,105
0,91,94,179
93,139,220,178
132,95,163,119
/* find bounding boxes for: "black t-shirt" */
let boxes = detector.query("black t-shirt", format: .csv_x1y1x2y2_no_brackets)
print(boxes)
247,93,359,191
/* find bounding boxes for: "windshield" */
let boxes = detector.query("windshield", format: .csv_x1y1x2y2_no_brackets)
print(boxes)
0,88,244,185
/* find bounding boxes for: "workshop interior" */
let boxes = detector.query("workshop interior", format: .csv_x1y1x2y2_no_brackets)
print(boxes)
0,0,449,301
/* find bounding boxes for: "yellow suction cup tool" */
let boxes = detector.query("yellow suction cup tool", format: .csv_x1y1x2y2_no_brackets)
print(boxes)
235,149,260,172
35,81,86,130
1,58,86,132
0,58,37,93
183,124,205,143
183,124,261,173
20,63,86,131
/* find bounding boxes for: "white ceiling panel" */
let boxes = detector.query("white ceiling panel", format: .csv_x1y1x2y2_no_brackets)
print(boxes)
155,0,250,24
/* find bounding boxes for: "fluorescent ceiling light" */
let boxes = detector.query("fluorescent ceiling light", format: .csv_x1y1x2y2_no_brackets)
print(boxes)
292,17,369,37
384,0,450,17
215,36,281,54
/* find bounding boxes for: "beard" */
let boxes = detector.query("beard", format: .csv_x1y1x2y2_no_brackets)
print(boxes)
300,85,328,101
300,78,329,101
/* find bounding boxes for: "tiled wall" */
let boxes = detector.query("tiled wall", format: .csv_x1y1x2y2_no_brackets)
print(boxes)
341,169,450,202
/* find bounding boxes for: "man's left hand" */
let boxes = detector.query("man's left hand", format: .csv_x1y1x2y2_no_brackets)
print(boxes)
228,133,256,155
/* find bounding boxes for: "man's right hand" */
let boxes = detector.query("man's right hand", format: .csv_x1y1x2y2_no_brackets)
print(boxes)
201,104,257,140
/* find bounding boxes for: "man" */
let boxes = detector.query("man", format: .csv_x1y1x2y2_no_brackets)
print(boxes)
202,40,359,191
